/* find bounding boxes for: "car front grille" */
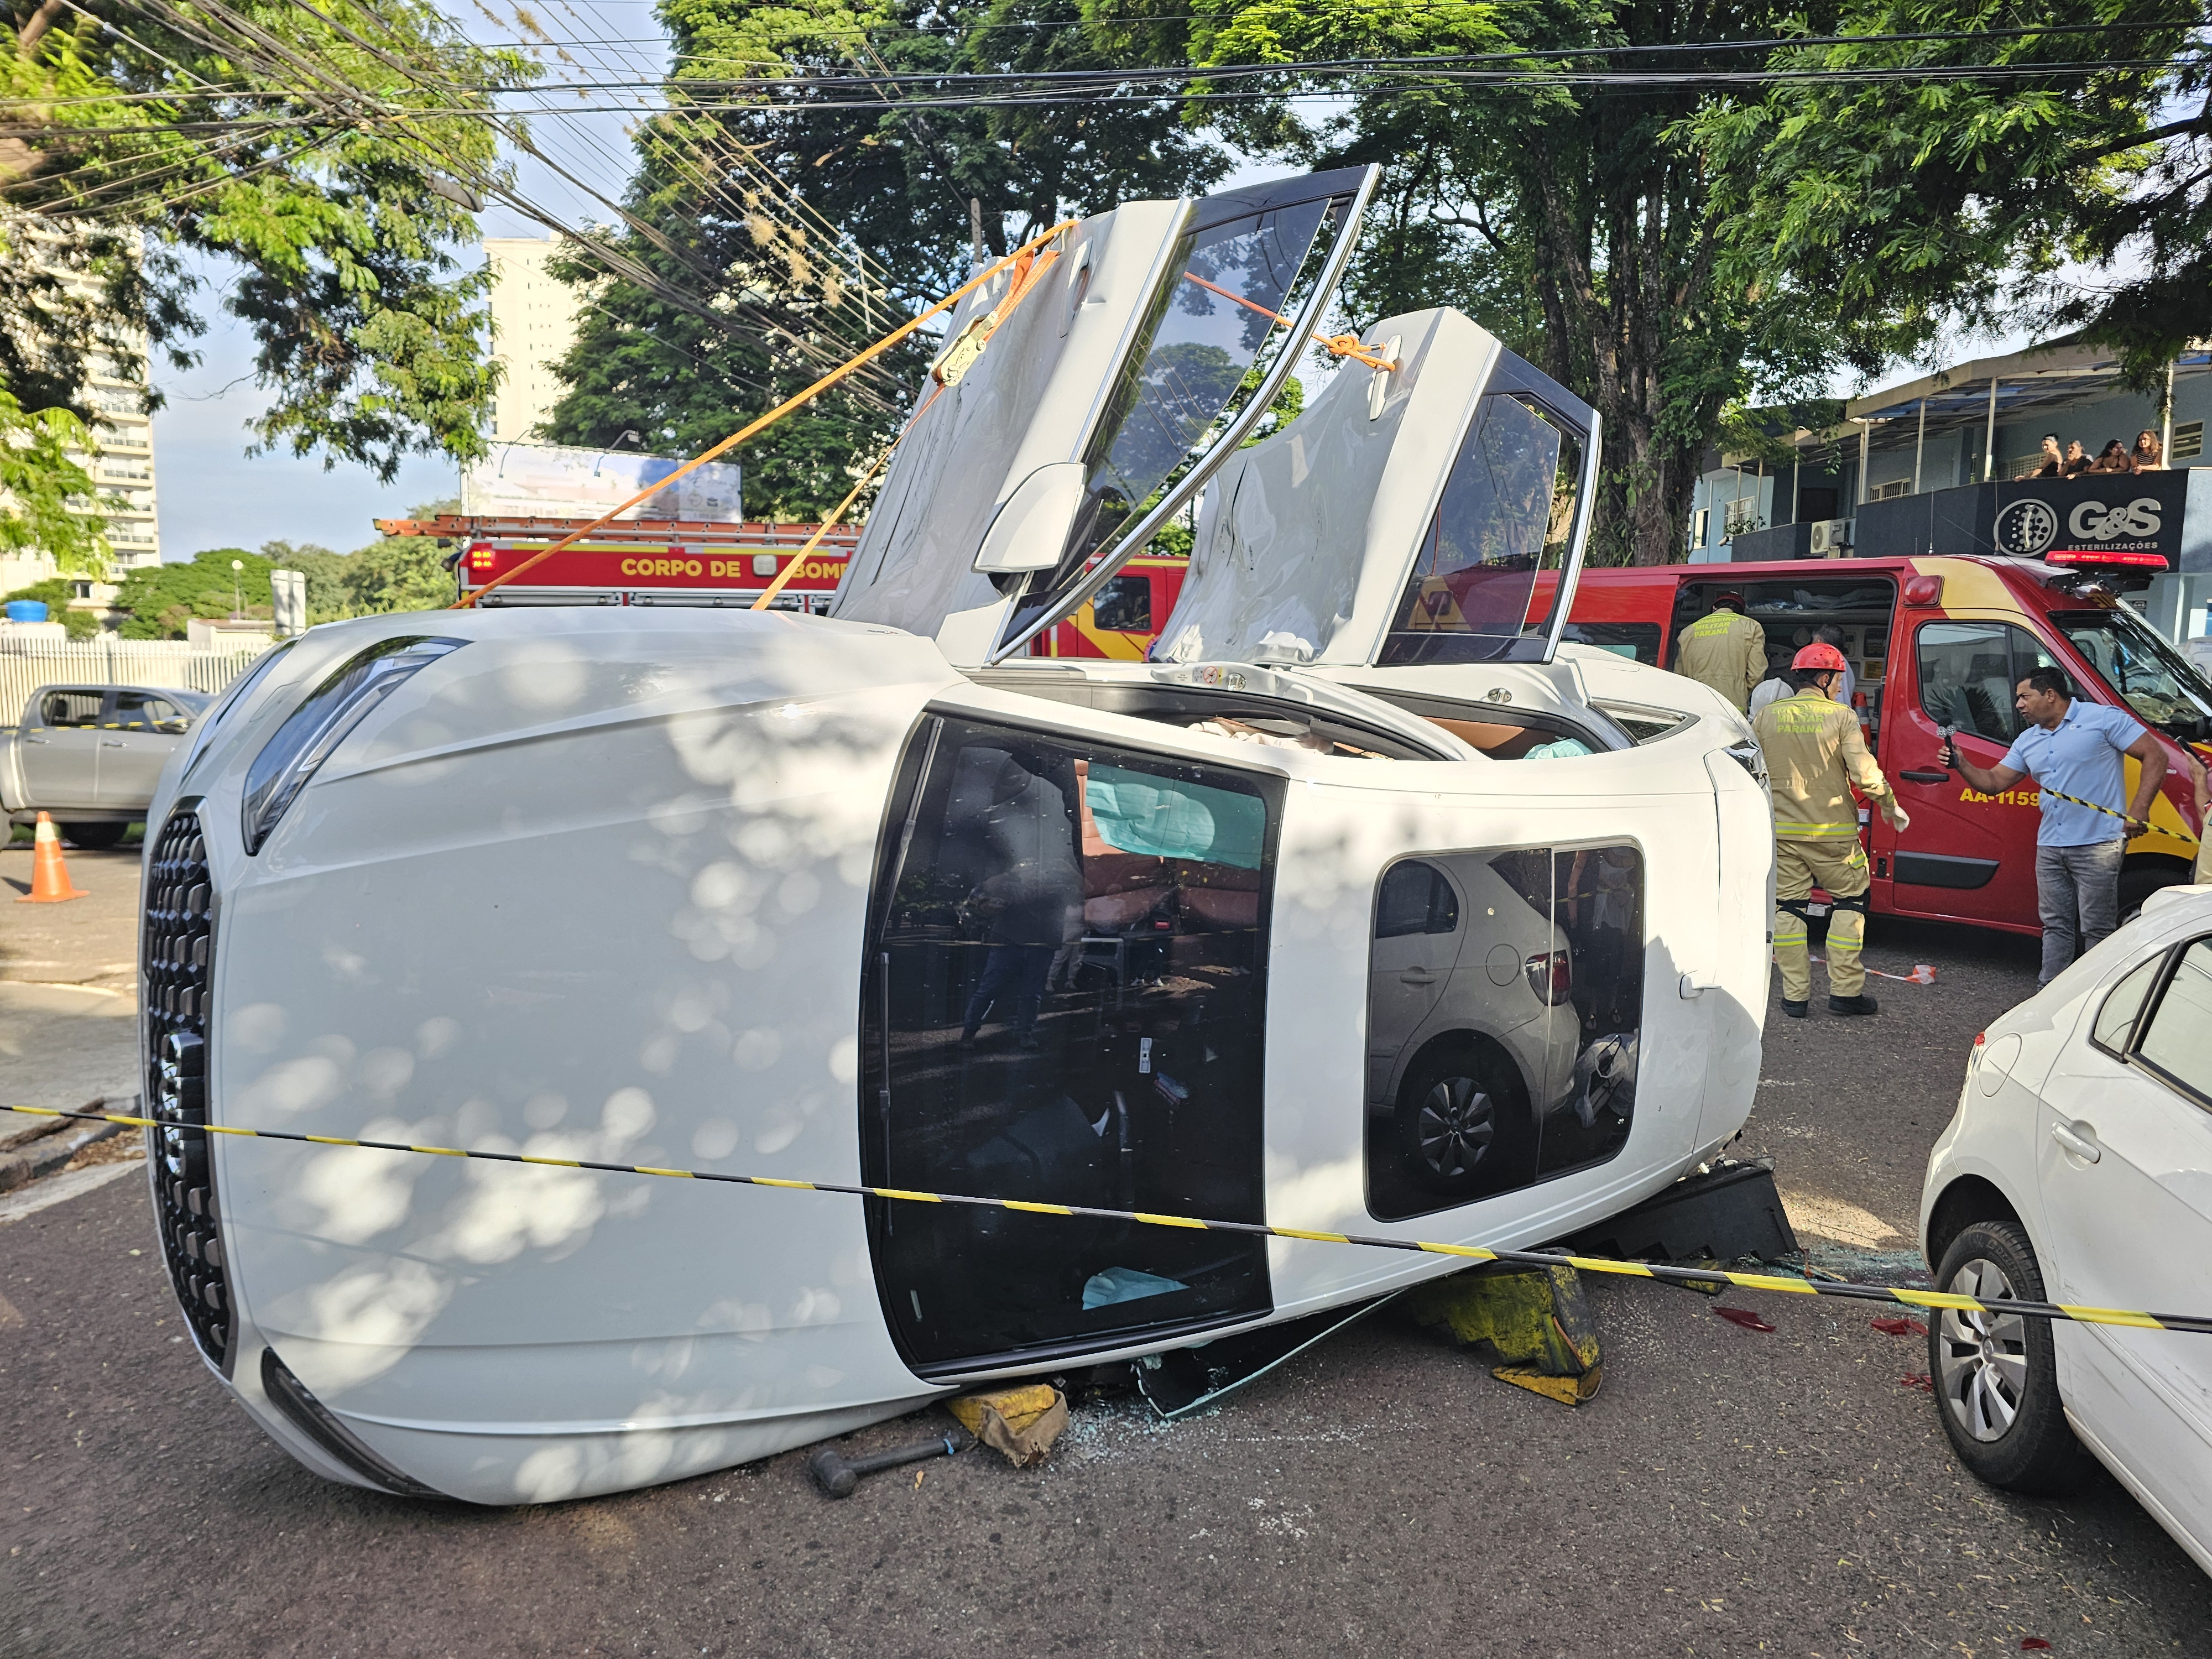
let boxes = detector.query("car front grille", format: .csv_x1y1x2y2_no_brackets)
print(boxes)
144,804,230,1370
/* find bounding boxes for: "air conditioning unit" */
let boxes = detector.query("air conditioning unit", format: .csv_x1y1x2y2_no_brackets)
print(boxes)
1809,518,1855,555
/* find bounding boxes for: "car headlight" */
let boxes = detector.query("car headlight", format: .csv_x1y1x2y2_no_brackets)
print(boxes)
241,636,466,854
180,640,296,785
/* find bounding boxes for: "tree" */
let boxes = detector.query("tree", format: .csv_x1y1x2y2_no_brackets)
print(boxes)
1178,0,1911,566
539,0,1232,517
3,0,534,481
1694,1,2208,389
0,384,107,570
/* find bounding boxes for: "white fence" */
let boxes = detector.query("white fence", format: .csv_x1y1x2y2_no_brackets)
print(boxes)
0,638,268,720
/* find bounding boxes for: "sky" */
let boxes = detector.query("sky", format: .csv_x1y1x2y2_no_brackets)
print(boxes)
150,0,664,560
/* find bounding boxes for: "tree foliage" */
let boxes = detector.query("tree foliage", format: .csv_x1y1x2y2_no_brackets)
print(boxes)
0,382,107,570
1694,0,2209,389
539,0,1232,518
3,0,532,481
1173,0,1909,565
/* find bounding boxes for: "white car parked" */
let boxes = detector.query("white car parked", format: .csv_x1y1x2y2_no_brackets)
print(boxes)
1921,884,2212,1574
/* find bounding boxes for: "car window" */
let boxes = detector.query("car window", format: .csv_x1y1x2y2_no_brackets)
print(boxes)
862,716,1280,1371
2132,938,2212,1103
1380,393,1586,666
38,690,104,728
1375,860,1457,938
1366,842,1645,1223
2054,608,2212,732
2091,954,2161,1056
1559,621,1661,666
1090,574,1153,634
1915,621,2059,744
114,692,191,733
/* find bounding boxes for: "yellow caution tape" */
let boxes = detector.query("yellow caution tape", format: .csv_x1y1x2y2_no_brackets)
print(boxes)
11,1102,2208,1338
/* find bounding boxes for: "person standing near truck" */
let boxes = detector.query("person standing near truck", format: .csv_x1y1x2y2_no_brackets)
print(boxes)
1673,591,1767,712
1942,667,2166,984
1756,643,1910,1019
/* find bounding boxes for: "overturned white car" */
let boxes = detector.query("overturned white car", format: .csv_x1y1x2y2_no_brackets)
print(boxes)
142,168,1772,1503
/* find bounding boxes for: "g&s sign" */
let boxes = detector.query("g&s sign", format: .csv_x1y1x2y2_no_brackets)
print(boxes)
1989,473,2184,562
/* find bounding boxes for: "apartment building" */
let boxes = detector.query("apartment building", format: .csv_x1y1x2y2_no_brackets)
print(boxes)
0,222,161,600
485,237,581,442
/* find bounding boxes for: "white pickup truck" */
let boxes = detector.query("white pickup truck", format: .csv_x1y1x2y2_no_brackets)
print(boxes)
1,682,212,847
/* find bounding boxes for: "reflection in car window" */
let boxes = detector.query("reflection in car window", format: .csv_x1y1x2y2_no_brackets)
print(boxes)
863,717,1280,1371
2091,954,2161,1056
1380,393,1585,666
1916,621,2058,743
2133,938,2212,1102
1366,843,1644,1223
1090,574,1154,634
39,690,103,727
1559,621,1661,666
2056,609,2212,732
1375,860,1457,938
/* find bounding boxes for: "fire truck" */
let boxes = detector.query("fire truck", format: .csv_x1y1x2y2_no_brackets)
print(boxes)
377,515,1187,660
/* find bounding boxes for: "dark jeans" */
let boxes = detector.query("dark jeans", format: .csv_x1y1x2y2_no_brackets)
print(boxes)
2035,838,2126,983
962,943,1058,1039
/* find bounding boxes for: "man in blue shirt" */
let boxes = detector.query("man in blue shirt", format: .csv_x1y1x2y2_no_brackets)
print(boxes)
1943,667,2167,983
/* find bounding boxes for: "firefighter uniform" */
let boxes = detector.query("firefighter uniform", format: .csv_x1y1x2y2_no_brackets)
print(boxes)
1754,683,1904,1005
1674,607,1769,711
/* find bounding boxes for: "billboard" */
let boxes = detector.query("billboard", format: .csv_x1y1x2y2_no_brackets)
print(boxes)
460,442,743,523
1856,470,2194,563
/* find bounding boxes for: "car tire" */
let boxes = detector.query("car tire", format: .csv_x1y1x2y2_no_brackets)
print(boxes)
1393,1041,1530,1197
59,822,126,850
2118,862,2190,924
1927,1220,2094,1496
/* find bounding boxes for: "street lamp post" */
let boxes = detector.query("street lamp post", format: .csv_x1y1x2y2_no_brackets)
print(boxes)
231,559,243,620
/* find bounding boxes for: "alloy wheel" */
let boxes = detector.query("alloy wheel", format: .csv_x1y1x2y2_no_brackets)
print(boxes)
1936,1256,2031,1443
1415,1076,1496,1178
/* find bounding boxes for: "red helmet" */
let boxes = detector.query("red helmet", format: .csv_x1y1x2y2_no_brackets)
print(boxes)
1792,643,1850,672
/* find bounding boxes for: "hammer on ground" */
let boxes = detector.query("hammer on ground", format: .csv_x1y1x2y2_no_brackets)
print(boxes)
807,1426,974,1498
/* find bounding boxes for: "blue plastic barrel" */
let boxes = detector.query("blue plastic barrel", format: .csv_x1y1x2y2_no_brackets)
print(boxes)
4,600,49,623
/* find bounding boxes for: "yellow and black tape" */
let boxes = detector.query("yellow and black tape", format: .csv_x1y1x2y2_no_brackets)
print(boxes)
2034,782,2201,847
10,1100,2206,1338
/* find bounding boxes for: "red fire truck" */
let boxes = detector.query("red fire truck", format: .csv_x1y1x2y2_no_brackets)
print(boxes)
379,515,1189,659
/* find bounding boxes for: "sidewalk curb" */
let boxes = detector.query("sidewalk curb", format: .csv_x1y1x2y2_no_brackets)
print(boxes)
0,1097,132,1194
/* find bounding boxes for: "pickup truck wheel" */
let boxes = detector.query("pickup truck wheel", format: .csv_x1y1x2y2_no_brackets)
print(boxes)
59,822,126,850
1927,1220,2093,1496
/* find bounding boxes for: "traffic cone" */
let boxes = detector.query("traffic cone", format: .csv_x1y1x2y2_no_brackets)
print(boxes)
16,812,88,904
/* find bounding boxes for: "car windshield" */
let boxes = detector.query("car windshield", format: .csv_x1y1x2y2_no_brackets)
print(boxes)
2054,609,2212,731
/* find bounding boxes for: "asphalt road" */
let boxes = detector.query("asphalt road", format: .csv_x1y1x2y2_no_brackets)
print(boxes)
3,911,2207,1657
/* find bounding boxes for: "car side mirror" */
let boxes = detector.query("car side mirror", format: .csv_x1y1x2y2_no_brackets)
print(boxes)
972,462,1087,576
2164,713,2209,744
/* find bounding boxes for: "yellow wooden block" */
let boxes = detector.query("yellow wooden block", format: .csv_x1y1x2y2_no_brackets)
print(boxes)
947,1383,1060,1438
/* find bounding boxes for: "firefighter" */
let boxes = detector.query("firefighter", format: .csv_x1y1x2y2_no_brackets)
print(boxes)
1673,591,1768,712
1754,642,1910,1018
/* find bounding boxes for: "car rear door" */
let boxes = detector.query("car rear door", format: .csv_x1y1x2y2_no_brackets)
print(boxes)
2033,934,2212,1559
18,687,105,807
96,690,191,807
1879,617,2058,930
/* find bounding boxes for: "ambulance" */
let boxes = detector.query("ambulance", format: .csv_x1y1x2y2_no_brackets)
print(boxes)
1564,552,2212,930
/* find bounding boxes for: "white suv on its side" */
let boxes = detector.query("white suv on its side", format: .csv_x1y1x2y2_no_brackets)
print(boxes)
1921,885,2212,1575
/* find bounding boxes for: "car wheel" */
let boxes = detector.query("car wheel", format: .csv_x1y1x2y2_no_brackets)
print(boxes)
1928,1220,2093,1495
2117,862,2190,923
1394,1043,1528,1196
59,822,126,850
